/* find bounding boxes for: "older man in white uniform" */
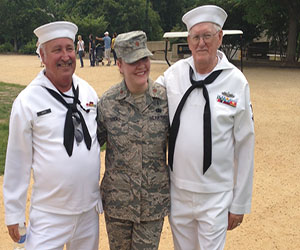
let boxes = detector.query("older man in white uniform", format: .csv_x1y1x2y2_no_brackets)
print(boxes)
3,21,102,249
156,5,255,250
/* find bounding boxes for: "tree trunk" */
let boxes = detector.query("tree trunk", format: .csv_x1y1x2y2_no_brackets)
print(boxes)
286,5,298,63
14,38,18,52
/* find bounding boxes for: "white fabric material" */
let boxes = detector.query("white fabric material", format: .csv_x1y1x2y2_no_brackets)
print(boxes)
182,5,227,31
34,21,78,44
77,40,84,51
169,183,232,250
25,207,99,250
156,50,255,214
35,44,41,56
3,70,102,225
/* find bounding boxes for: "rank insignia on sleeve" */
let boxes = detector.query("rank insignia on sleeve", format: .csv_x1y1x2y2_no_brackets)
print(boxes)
217,92,237,107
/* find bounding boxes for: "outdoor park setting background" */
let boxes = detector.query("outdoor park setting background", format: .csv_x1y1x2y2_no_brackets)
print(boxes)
0,0,300,64
0,54,300,249
0,0,300,249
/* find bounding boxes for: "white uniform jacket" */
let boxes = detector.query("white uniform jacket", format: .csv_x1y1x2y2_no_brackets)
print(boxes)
3,70,101,225
156,51,255,214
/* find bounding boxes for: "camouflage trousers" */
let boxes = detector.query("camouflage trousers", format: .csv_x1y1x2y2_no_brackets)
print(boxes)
105,214,164,250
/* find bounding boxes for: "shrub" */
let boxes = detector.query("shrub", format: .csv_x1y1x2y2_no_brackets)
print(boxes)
0,42,14,53
19,39,36,54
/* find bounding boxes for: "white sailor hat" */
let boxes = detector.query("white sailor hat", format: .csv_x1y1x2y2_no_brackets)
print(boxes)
182,5,228,31
34,21,78,45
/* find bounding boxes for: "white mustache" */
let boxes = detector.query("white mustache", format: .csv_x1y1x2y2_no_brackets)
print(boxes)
57,60,73,67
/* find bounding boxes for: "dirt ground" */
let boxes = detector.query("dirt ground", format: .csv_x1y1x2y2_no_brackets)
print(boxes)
0,55,300,250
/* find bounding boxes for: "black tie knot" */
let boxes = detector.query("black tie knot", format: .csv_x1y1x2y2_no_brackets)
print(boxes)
44,84,92,156
70,104,78,112
193,80,205,88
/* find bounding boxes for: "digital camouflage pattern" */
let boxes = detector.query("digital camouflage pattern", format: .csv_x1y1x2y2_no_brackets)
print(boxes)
97,78,170,223
105,215,164,250
114,31,153,64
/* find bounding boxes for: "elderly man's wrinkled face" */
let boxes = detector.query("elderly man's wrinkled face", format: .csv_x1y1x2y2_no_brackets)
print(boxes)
41,38,76,92
188,22,222,73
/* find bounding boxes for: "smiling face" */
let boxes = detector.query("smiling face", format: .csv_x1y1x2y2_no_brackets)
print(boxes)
40,37,76,92
188,22,223,74
117,57,150,94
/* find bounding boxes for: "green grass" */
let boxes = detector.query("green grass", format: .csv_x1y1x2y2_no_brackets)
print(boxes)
0,82,25,175
100,143,106,151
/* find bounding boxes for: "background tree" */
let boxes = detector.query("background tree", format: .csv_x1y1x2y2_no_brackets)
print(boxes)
58,0,163,40
242,0,300,63
0,0,55,51
150,0,184,32
100,0,163,40
0,0,298,62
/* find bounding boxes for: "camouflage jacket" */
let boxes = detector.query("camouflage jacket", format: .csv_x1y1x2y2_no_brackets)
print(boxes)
97,79,170,222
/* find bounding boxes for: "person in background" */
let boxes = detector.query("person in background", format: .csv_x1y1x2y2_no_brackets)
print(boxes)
89,34,96,67
111,32,117,65
3,21,102,250
76,34,85,68
156,5,255,250
97,30,170,250
96,31,111,66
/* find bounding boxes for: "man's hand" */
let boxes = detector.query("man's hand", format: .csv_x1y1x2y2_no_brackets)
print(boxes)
227,212,244,230
7,224,20,242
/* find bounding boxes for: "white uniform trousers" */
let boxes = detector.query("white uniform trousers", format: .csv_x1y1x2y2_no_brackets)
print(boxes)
169,182,233,250
25,207,99,250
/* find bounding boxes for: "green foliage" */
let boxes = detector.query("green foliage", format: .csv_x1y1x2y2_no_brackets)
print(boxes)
0,0,298,61
0,42,14,53
66,14,109,48
0,123,9,175
100,143,106,152
0,0,55,51
0,82,25,175
19,39,37,54
151,0,184,32
241,0,300,61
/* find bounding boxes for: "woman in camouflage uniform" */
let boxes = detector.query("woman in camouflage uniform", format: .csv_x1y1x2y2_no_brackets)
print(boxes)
97,31,170,250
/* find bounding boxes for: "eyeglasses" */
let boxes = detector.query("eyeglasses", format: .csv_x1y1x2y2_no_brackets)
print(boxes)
72,113,83,144
189,31,220,44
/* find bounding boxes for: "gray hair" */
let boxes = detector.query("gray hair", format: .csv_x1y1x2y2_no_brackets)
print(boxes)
188,23,222,35
213,23,222,32
39,43,45,54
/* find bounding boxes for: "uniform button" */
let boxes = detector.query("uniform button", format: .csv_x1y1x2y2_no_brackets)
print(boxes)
153,88,157,93
120,90,124,94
